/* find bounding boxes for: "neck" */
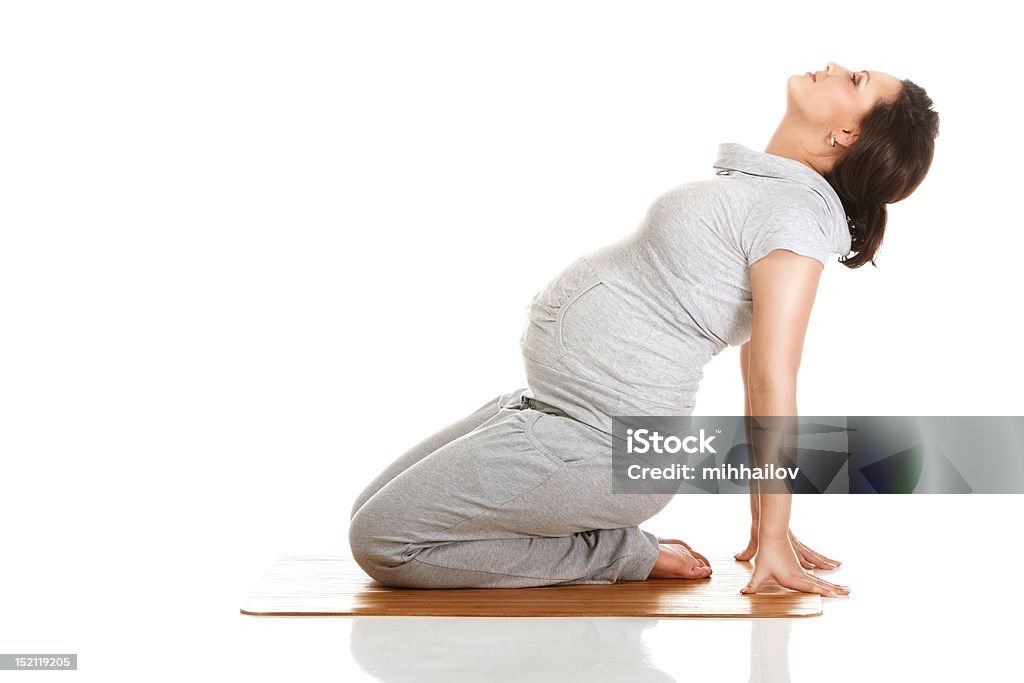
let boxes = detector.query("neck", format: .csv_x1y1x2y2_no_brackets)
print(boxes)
764,119,833,176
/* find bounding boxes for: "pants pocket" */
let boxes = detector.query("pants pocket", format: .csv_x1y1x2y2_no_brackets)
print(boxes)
523,410,607,465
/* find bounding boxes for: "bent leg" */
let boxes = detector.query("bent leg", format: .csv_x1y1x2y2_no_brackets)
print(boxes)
363,528,659,589
348,407,662,588
349,388,528,521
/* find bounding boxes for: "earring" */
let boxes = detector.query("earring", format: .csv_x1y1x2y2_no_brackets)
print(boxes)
829,133,836,147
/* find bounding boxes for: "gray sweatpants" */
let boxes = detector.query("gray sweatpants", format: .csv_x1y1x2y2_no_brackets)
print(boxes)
348,386,671,588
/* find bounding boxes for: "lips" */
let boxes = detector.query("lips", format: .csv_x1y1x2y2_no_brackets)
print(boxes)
807,72,816,82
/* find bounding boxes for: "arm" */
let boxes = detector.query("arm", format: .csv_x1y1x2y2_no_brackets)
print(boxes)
738,249,848,597
746,249,809,544
736,341,843,569
740,342,759,532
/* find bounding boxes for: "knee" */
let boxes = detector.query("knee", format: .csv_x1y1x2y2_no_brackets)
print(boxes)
347,509,383,571
348,495,366,523
347,508,407,583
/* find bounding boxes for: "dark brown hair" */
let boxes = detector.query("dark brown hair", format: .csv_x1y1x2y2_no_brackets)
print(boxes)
825,79,940,269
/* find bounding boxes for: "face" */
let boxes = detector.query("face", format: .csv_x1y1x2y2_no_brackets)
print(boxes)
787,61,904,146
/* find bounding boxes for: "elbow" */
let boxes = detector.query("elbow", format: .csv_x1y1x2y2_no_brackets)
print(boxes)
747,378,799,416
747,375,798,399
745,346,801,412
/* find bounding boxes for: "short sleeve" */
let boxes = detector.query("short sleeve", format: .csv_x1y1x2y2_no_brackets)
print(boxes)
742,205,832,268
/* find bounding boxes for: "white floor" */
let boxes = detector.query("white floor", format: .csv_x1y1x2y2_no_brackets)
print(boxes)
232,496,1021,682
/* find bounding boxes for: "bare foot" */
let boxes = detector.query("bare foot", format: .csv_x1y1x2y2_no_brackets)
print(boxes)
658,537,711,566
647,542,713,579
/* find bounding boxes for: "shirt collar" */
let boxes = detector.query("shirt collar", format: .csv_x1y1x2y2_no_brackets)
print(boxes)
713,142,852,257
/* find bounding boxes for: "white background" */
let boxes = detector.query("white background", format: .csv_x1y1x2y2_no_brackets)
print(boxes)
2,1,1022,681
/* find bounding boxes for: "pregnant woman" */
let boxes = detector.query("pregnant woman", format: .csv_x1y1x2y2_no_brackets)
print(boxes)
348,62,939,596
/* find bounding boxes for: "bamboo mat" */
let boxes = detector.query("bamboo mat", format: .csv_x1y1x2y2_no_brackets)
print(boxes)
240,555,822,618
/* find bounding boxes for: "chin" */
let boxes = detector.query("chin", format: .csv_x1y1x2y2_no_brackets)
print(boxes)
784,74,804,98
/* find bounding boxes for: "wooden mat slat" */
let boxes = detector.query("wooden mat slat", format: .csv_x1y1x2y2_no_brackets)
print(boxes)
240,555,822,618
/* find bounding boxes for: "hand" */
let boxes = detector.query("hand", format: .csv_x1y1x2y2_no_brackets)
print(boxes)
734,527,842,570
734,526,760,563
789,530,841,570
648,538,713,579
740,536,850,597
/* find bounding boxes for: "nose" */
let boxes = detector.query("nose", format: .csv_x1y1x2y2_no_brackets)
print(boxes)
826,61,849,77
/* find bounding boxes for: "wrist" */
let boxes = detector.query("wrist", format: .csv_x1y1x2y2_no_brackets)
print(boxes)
758,530,790,547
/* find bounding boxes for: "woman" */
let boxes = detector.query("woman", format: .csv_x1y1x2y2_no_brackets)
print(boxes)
348,62,939,595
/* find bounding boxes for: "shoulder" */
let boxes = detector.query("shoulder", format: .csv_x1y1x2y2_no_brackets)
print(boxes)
750,181,852,259
744,187,831,243
741,188,835,268
749,184,830,224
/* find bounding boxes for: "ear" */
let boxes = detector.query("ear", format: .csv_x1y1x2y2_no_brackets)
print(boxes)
837,128,858,147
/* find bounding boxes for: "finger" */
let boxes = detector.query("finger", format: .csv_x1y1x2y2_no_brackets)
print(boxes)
804,572,850,595
740,572,766,594
735,541,757,562
805,549,838,569
804,568,850,592
819,578,851,594
790,539,816,564
799,541,841,567
791,545,815,568
788,573,838,597
793,539,840,568
812,552,841,568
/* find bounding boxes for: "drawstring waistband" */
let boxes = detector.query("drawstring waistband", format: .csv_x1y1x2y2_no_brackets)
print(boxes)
519,393,568,417
516,389,616,437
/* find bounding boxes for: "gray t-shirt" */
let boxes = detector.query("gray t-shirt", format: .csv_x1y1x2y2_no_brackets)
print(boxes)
519,142,853,434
